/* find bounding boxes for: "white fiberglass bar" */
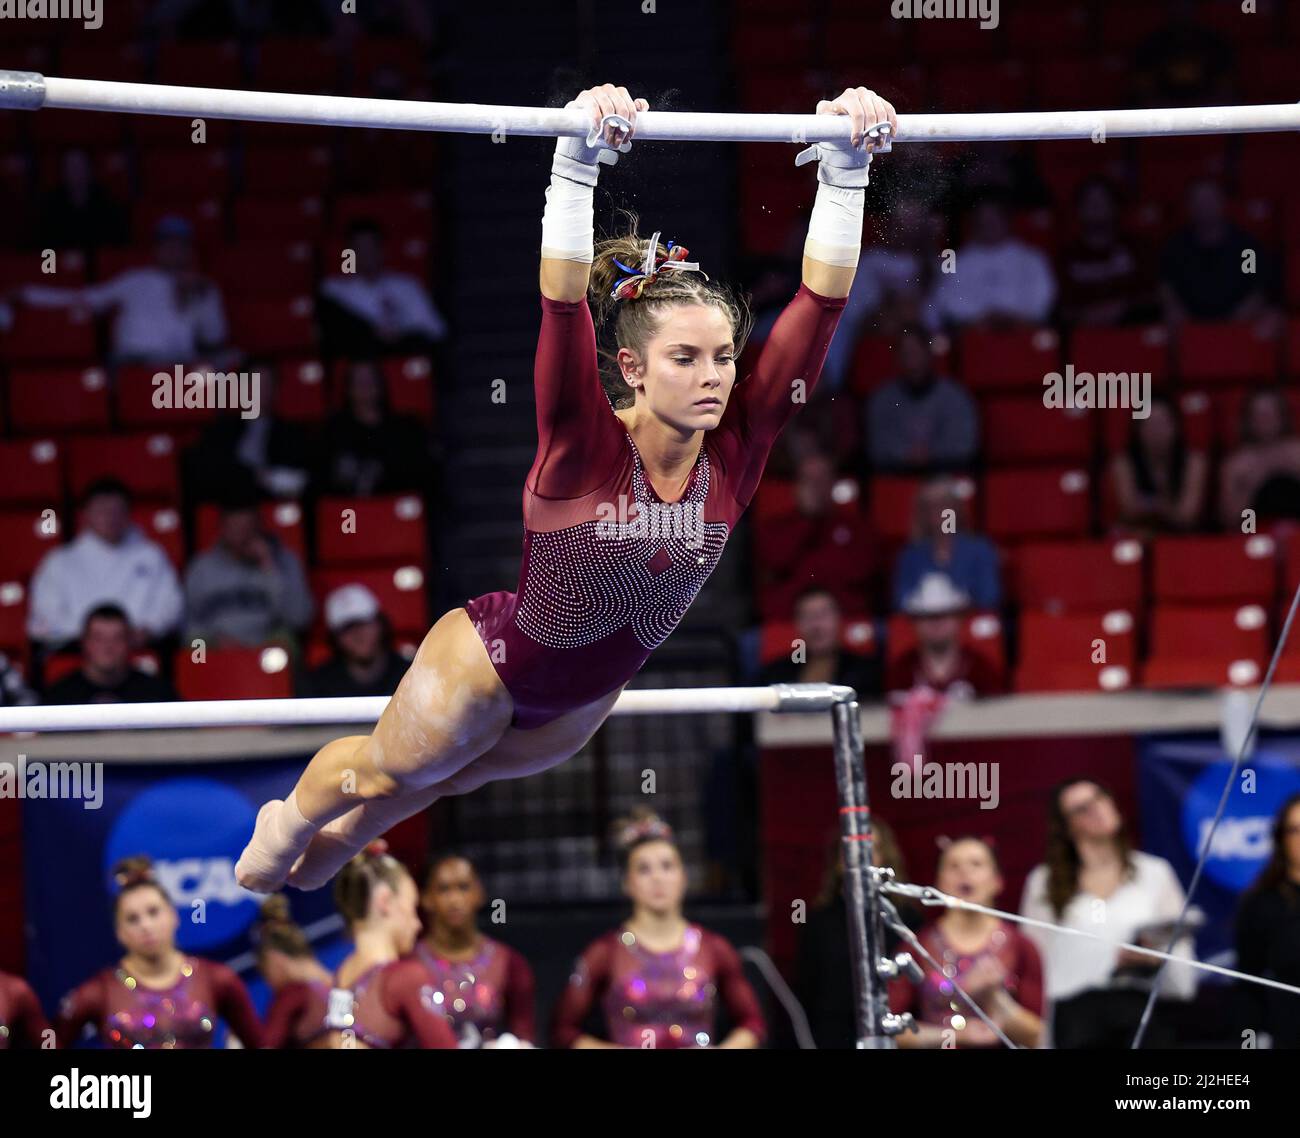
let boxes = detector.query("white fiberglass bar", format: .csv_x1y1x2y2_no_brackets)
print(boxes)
1,72,1297,142
0,684,856,734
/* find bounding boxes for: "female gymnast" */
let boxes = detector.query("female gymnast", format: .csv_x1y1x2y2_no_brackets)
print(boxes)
263,841,457,1049
550,809,765,1048
55,856,263,1049
236,82,897,894
415,853,537,1047
0,969,50,1049
254,895,335,1048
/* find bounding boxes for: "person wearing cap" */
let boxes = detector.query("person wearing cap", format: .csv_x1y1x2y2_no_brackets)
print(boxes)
10,213,230,364
28,478,184,653
183,483,313,650
298,585,410,698
886,572,1003,697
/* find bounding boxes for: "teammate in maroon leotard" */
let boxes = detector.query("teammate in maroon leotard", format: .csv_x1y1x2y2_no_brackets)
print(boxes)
414,853,536,1047
0,970,51,1049
255,895,335,1049
551,809,766,1049
275,841,457,1049
237,83,898,895
54,856,263,1049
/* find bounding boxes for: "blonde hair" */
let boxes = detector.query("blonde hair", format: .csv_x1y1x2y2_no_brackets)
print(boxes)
334,841,409,927
588,208,753,411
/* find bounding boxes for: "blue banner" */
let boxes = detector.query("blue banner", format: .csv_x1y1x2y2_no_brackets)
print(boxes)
21,754,348,1035
1138,733,1300,964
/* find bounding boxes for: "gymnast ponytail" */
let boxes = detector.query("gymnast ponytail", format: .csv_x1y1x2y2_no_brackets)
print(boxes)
590,208,753,412
334,840,409,927
254,894,315,959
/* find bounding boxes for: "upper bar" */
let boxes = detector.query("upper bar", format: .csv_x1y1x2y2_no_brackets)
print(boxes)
0,683,855,734
1,72,1297,142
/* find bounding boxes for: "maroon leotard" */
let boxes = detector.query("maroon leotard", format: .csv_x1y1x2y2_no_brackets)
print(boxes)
0,971,51,1049
550,924,767,1049
414,935,536,1045
55,957,263,1049
466,283,847,728
261,979,332,1048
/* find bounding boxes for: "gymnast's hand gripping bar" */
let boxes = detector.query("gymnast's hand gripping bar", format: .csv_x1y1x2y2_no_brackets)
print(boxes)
1,70,1298,142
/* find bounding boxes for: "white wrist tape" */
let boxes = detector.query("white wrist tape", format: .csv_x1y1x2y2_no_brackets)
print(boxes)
540,165,595,263
803,180,864,268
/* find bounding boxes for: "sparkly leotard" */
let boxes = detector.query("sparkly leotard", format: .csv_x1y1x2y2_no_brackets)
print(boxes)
550,924,766,1049
55,957,262,1049
262,979,332,1048
465,283,847,728
0,970,50,1049
414,935,536,1046
304,958,458,1050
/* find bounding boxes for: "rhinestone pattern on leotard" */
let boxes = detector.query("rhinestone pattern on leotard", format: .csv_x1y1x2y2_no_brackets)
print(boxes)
515,434,730,650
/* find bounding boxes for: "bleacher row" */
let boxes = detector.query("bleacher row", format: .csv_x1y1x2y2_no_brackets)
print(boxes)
756,527,1300,693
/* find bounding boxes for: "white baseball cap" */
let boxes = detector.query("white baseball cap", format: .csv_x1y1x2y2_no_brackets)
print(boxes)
902,572,971,618
325,584,382,632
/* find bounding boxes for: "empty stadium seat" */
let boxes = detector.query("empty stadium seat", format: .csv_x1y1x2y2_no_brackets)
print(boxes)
232,196,326,242
131,505,185,569
0,511,62,580
0,580,27,653
115,364,220,429
1012,537,1144,614
381,356,437,423
1142,605,1269,689
0,307,97,365
982,398,1094,465
273,358,330,421
983,467,1091,541
174,645,294,701
958,328,1061,392
210,242,316,298
8,366,111,434
1015,610,1137,693
66,433,179,501
1151,534,1277,606
316,495,427,567
758,617,877,665
0,439,62,507
1176,322,1280,386
227,296,317,355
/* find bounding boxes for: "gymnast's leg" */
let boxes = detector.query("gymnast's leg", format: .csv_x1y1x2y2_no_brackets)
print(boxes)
235,607,514,892
286,683,627,889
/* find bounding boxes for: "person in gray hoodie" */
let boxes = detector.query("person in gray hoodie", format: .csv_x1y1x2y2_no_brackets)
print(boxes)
184,485,313,650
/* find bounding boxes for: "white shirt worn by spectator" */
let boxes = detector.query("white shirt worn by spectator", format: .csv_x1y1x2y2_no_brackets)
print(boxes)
23,268,228,362
27,527,184,647
1019,850,1198,1005
927,239,1057,329
319,271,448,341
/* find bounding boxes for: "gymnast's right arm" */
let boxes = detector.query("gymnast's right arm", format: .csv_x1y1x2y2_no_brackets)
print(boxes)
53,975,105,1048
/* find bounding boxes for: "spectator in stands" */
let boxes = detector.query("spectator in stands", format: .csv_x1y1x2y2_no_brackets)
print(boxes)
822,196,938,390
299,585,410,698
927,190,1057,330
0,652,37,708
318,359,435,496
753,450,873,620
759,586,880,697
866,325,979,473
45,605,178,705
1020,778,1197,1048
1234,793,1300,1049
184,486,313,650
1109,394,1208,534
893,478,1001,611
11,216,231,365
890,837,1044,1049
1132,0,1236,109
797,817,921,1049
35,148,129,253
887,573,1002,697
184,361,313,503
318,218,447,357
1218,388,1300,527
28,479,183,652
1160,177,1281,327
1057,177,1157,327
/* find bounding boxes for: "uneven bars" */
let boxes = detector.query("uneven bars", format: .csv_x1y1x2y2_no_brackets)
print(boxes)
0,683,856,734
1,71,1298,142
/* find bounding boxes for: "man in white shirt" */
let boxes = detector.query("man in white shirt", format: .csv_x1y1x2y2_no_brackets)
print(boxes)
927,192,1057,330
318,218,448,356
15,215,231,364
28,478,184,651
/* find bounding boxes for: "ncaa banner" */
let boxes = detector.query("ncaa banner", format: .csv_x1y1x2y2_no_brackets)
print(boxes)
1138,733,1300,963
20,754,342,1021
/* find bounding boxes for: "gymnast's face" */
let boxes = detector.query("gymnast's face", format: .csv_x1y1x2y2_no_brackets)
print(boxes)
936,840,1001,907
115,886,178,959
422,858,484,932
622,304,736,434
376,874,423,955
624,840,686,915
